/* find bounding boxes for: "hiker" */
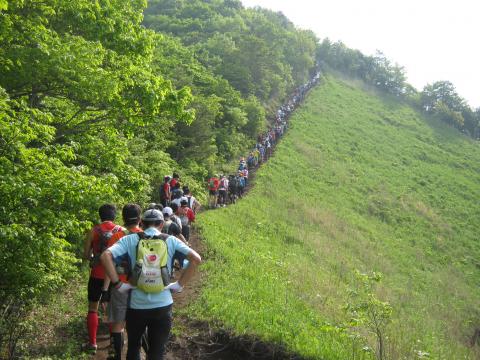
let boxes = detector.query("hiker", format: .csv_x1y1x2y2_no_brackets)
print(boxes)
163,205,184,239
101,209,201,360
171,182,183,202
170,173,180,189
217,175,229,207
228,174,239,204
207,174,220,208
147,202,163,211
259,144,265,163
179,198,195,241
238,157,247,171
265,139,272,159
242,168,249,187
247,153,255,169
159,176,171,207
253,148,260,167
167,221,189,274
237,171,246,198
169,203,187,241
170,191,184,208
163,209,188,276
83,204,123,354
103,204,143,360
183,186,201,214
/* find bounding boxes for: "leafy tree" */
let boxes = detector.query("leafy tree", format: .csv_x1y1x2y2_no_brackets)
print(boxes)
144,0,318,106
419,81,480,133
421,81,466,113
0,1,194,356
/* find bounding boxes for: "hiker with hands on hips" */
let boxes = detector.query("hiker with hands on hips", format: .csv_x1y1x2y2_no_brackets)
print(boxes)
101,208,201,360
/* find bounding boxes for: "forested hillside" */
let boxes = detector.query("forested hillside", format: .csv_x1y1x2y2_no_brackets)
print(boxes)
1,0,479,358
0,0,318,356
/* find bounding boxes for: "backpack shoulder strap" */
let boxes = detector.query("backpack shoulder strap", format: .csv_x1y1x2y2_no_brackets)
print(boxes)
135,231,167,258
135,232,147,258
112,225,122,234
150,233,168,241
91,225,101,254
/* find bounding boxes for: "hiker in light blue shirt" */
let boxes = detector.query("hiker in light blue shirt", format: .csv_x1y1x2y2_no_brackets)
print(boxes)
101,208,201,360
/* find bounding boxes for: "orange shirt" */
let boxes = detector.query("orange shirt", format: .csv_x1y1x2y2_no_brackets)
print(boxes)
90,221,122,279
108,226,142,283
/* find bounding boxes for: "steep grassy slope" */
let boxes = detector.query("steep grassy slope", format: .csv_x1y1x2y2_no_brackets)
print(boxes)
191,76,480,359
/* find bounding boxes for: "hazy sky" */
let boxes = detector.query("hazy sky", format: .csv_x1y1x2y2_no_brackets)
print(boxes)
241,0,480,109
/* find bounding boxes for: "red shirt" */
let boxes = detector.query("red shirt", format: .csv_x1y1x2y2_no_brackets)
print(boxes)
208,177,220,191
170,178,178,188
90,221,122,279
162,182,171,199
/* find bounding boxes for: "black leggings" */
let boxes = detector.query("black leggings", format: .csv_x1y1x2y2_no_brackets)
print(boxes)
126,305,173,360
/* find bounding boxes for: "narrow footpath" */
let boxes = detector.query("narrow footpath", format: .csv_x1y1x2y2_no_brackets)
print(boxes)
92,74,321,360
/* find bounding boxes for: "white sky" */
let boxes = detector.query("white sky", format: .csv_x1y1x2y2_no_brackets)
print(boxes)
241,0,480,109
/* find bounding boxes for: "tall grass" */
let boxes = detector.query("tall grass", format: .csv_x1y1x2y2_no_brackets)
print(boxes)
188,76,480,359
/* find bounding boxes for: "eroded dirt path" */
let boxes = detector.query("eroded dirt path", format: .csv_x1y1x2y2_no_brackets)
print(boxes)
92,153,307,360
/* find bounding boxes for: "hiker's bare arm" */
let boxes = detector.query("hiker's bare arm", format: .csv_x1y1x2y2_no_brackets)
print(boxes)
178,249,201,287
100,250,120,284
83,230,93,261
102,275,111,291
177,233,188,244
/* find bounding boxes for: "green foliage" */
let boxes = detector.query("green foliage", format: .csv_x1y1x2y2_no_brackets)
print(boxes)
420,81,480,136
317,40,411,98
344,271,392,360
144,0,318,104
0,1,199,356
142,0,318,168
150,34,261,168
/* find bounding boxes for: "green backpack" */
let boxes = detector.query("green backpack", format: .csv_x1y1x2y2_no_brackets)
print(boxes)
131,232,170,293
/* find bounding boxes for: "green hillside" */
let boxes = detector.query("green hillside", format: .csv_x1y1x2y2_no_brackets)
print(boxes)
192,75,480,359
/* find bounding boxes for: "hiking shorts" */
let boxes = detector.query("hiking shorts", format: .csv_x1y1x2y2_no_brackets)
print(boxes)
87,276,104,302
108,286,128,323
218,190,227,203
209,190,218,196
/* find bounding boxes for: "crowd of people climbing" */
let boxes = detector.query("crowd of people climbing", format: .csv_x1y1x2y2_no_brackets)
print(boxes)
82,71,320,360
206,71,321,208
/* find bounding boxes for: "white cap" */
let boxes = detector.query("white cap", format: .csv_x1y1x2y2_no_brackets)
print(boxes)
162,207,173,216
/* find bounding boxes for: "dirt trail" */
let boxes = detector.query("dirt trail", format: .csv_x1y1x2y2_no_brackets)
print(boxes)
91,81,317,359
91,154,304,360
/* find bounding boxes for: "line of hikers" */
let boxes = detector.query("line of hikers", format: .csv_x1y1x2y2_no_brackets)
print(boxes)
83,201,201,360
207,71,321,208
82,71,320,360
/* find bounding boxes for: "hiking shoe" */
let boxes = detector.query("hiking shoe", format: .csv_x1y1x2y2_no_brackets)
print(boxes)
81,342,97,354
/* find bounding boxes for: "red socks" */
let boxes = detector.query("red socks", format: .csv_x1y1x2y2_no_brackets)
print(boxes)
87,311,98,345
